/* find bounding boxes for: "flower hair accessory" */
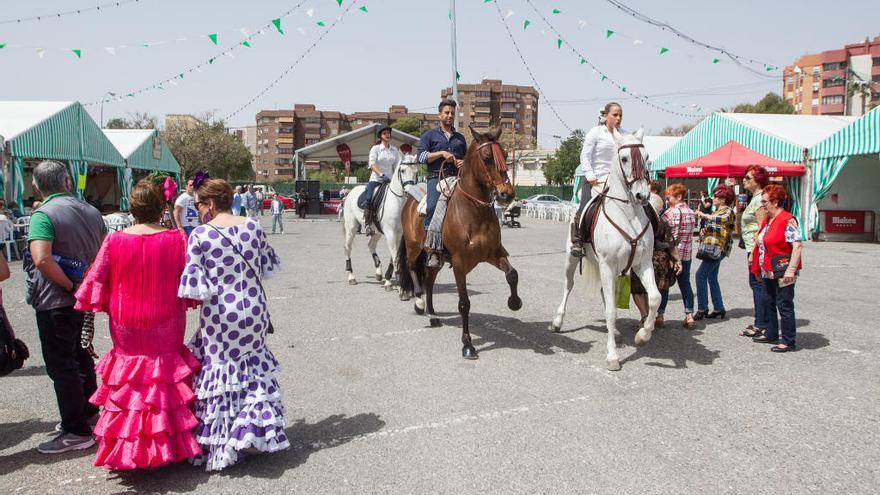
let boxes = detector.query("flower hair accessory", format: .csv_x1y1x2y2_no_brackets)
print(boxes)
192,170,210,189
163,177,177,202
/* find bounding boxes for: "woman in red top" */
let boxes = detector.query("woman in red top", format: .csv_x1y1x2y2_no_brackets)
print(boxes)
750,184,803,352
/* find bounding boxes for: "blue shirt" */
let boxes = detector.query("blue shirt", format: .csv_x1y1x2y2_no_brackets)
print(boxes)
232,192,242,211
418,126,467,175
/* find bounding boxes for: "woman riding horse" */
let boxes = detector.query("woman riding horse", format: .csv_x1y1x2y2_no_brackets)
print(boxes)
359,126,400,236
398,126,519,359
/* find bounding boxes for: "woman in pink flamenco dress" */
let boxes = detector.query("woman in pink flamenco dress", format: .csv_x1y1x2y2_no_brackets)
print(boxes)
74,180,201,470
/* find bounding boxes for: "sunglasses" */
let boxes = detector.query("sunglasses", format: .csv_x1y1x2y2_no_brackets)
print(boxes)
195,200,208,208
744,176,754,181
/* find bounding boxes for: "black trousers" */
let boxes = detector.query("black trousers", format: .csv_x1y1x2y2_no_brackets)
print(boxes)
36,306,98,436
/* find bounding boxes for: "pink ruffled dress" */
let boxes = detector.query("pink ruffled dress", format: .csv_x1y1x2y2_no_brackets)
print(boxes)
75,229,202,470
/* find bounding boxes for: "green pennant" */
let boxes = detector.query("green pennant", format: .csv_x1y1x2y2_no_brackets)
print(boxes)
242,40,251,47
72,49,82,58
600,74,608,81
316,21,326,27
622,86,627,93
127,93,134,97
765,65,776,71
337,0,343,5
659,47,669,55
0,43,6,49
272,18,284,35
523,20,530,29
359,6,368,12
448,10,452,20
208,57,215,64
552,8,561,14
712,58,720,64
484,0,492,3
179,73,184,79
208,33,218,45
605,30,614,38
580,57,586,64
456,71,461,81
557,38,563,49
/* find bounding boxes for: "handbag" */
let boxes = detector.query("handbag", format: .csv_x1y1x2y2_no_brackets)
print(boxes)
207,225,275,334
695,242,723,261
22,250,88,281
770,254,793,279
0,305,29,376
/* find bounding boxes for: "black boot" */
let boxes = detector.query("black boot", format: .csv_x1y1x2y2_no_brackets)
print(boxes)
570,213,585,258
364,209,375,236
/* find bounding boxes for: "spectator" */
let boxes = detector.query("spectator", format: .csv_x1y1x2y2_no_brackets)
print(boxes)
693,185,737,321
297,187,309,219
8,202,24,219
631,189,680,328
243,185,258,218
751,184,803,352
271,196,284,234
25,160,105,454
74,180,201,469
657,183,697,328
232,186,243,216
739,165,769,337
648,181,665,214
697,194,713,229
255,188,265,216
173,179,200,237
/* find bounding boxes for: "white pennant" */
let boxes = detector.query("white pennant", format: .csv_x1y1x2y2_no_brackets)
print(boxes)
296,27,306,35
633,40,643,45
105,47,116,55
306,8,314,17
505,10,514,18
577,19,586,29
239,27,250,37
36,48,45,58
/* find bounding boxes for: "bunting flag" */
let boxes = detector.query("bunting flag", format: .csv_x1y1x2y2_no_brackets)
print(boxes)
337,0,343,5
606,29,614,38
208,33,219,45
105,47,116,55
523,20,531,29
242,41,251,47
557,38,562,49
316,21,326,27
0,43,6,49
272,18,284,34
552,9,561,14
359,6,368,12
72,49,82,58
659,47,669,55
36,48,45,58
712,58,720,64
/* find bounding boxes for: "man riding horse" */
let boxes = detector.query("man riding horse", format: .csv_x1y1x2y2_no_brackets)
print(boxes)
418,99,467,268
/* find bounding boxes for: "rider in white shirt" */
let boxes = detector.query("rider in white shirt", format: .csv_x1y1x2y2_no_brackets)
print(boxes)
571,102,626,257
359,126,400,236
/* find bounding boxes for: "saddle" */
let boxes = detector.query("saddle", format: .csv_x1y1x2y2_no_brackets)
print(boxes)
357,182,390,233
417,177,458,217
577,196,659,246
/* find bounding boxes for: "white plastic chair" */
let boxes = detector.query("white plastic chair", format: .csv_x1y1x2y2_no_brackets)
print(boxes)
0,219,18,260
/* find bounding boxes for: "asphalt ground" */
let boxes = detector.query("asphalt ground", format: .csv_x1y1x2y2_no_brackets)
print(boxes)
1,212,878,494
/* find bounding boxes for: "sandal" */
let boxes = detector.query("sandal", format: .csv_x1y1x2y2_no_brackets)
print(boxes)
683,314,696,329
752,335,779,344
739,325,763,337
771,344,795,353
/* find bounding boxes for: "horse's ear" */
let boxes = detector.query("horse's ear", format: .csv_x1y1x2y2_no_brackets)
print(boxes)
469,124,484,143
633,128,645,141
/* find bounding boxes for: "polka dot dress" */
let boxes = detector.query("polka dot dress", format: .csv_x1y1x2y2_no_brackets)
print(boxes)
178,218,289,471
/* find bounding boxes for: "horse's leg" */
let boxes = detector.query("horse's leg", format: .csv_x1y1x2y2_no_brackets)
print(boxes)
452,263,477,359
599,262,621,371
424,266,441,327
550,253,578,332
383,228,398,292
634,262,660,347
488,256,522,312
368,233,383,281
344,214,358,285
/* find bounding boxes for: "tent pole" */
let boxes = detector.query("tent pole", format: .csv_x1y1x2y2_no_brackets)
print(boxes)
450,0,460,128
802,148,813,242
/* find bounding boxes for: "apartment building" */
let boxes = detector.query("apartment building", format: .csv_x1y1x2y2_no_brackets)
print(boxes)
783,35,880,116
254,110,296,179
440,79,539,145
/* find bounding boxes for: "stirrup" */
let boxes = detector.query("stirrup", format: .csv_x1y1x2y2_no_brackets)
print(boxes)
570,242,586,258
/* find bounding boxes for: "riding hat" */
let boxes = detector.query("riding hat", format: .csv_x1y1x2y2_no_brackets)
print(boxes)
377,125,393,138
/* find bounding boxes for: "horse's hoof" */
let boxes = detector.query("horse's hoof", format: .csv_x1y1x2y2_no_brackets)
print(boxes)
634,331,651,347
607,359,621,371
548,323,561,333
507,296,522,311
414,303,425,315
384,284,393,292
375,274,383,281
429,317,442,328
462,345,479,360
400,293,411,302
348,279,358,286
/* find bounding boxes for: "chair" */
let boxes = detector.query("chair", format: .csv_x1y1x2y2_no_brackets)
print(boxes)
0,219,18,260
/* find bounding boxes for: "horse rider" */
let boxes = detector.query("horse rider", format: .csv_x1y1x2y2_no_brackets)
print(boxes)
418,98,467,267
570,102,626,258
359,126,400,236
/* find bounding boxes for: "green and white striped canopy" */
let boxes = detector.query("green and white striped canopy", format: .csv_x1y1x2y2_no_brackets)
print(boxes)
102,129,180,173
810,106,880,160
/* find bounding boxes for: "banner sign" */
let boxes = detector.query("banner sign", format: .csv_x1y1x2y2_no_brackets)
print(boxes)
822,210,866,234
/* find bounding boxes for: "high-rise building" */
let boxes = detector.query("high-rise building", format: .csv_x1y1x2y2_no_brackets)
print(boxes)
440,79,538,146
783,35,880,116
254,110,295,179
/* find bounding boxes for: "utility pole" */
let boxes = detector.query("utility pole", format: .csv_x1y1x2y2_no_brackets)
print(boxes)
450,0,460,129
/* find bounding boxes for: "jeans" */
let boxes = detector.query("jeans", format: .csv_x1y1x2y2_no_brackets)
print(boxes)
749,268,768,329
424,176,441,230
36,306,98,436
183,226,194,237
272,214,284,233
659,259,694,315
359,181,381,210
695,258,724,312
762,278,796,346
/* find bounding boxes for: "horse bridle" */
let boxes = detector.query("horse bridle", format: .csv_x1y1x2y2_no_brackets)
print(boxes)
445,140,510,208
617,143,648,187
387,161,416,199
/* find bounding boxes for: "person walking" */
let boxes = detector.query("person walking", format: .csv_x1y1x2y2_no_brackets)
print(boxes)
359,126,400,236
569,102,626,257
751,184,803,353
739,165,769,337
25,160,105,454
693,185,737,321
255,188,265,217
417,99,467,268
174,179,200,237
657,183,697,329
243,185,258,218
232,186,243,216
181,176,289,470
74,180,201,470
270,196,284,234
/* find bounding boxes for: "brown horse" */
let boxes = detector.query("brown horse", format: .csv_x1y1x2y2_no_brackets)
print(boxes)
398,126,520,359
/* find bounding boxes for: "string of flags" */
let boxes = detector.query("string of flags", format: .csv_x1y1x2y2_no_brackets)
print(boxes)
0,0,145,26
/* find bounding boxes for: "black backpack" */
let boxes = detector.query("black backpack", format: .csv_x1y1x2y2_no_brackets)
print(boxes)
0,306,29,376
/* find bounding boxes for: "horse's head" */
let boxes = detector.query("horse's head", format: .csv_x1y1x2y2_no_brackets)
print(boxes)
396,154,419,188
616,128,650,204
466,125,515,205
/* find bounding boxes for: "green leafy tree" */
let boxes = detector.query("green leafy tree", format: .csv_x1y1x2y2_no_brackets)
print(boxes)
164,117,253,181
543,129,585,186
391,117,428,137
104,112,158,129
730,92,794,114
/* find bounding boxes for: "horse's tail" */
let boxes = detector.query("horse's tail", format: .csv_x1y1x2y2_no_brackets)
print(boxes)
579,253,602,295
397,235,414,294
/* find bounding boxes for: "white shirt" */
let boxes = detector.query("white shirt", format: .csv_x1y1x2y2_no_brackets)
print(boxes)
270,199,284,215
579,125,625,182
174,192,200,228
368,143,401,182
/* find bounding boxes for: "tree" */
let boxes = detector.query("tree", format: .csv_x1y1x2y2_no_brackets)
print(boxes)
391,117,428,137
104,112,158,129
543,129,585,186
659,123,697,136
729,92,794,114
499,132,537,185
105,117,131,129
164,117,253,181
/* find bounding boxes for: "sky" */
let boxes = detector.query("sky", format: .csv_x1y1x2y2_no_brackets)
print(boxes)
1,0,877,147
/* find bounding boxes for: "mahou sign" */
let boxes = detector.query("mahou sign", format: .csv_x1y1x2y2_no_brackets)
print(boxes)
823,210,866,234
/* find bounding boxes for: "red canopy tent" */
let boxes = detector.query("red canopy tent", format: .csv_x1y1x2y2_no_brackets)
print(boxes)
664,140,805,178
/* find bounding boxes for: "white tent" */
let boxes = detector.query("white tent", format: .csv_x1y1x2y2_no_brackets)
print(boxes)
293,123,420,179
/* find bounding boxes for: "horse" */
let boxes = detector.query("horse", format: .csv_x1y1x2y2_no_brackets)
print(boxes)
548,129,660,371
398,126,519,359
342,157,418,292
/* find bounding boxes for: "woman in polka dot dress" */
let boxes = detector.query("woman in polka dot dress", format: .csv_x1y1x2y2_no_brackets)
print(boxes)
178,177,289,471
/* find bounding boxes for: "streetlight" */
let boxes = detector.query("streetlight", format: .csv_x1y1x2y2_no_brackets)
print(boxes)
100,91,117,127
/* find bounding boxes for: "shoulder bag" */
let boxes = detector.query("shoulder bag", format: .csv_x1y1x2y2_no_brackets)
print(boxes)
208,225,275,334
0,305,29,376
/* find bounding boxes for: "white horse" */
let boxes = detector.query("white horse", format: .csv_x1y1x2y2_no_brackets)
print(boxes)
342,157,418,292
549,130,660,371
